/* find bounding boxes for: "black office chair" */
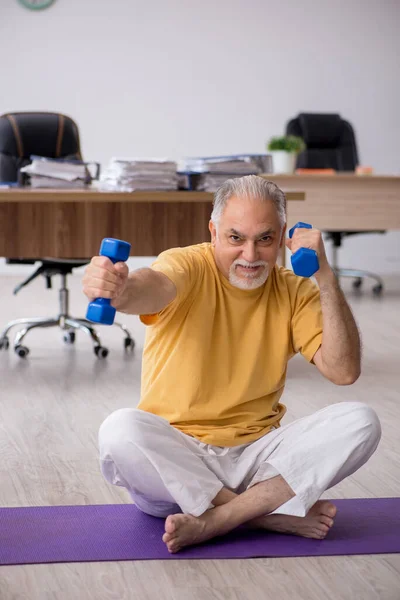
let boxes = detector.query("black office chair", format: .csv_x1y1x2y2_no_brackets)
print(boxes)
286,112,384,294
0,112,134,358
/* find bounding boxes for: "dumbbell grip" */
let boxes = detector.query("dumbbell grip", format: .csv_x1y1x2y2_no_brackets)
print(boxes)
288,222,319,278
86,238,131,325
90,256,117,317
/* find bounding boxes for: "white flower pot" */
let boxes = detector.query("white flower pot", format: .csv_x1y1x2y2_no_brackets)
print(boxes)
270,151,297,174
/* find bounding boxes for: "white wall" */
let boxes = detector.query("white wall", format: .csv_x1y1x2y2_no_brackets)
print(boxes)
1,0,399,274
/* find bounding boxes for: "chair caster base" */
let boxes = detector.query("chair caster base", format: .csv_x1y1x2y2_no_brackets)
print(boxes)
94,345,109,359
0,336,10,350
15,344,29,358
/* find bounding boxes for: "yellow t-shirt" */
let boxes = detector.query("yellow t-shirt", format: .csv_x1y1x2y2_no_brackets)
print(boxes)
138,243,322,447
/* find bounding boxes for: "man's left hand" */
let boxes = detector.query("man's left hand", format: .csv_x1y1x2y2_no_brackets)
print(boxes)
285,226,331,276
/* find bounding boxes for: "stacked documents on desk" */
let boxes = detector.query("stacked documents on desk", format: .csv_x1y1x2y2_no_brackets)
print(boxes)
100,158,178,191
20,156,88,188
178,155,271,192
204,158,259,192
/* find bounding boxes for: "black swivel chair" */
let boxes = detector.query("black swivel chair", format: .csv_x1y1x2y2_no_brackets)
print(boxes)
0,112,134,358
286,112,384,294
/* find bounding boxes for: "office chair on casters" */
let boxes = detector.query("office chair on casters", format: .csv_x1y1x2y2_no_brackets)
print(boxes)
0,112,135,358
286,112,384,295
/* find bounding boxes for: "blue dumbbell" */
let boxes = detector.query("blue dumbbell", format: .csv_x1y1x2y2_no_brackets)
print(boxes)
86,238,131,325
288,222,319,277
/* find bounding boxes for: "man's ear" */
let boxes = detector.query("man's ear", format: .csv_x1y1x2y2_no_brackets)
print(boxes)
209,220,217,246
279,224,287,248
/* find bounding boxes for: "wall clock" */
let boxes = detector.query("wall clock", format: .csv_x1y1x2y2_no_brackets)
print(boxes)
18,0,56,10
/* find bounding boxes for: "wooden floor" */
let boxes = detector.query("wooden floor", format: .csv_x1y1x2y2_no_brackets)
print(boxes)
0,271,399,600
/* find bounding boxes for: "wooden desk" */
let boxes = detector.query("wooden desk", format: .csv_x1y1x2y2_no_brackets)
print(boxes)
260,174,400,230
0,188,304,258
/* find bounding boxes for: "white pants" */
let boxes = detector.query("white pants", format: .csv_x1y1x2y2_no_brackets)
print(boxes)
98,402,381,518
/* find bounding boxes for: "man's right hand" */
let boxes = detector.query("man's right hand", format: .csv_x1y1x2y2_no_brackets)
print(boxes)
82,256,129,303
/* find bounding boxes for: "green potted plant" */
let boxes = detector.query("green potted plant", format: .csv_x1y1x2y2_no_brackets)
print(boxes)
267,135,306,174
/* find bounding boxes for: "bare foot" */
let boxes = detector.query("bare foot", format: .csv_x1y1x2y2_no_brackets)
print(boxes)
162,512,218,554
249,500,337,539
162,500,337,553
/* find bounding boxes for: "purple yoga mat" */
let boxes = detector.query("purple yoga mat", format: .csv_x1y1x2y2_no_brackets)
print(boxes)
0,498,399,565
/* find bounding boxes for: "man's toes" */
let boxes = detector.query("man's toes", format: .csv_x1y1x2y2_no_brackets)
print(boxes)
317,500,337,519
311,527,327,539
167,541,180,554
316,524,330,537
320,515,334,528
325,503,337,518
165,515,178,535
163,532,180,552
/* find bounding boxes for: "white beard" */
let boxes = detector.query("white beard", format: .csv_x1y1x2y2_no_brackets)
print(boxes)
228,259,269,290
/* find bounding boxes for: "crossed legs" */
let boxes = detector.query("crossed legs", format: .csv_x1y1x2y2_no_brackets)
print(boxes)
99,403,380,553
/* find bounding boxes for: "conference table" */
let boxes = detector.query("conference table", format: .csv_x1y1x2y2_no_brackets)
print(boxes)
0,175,399,262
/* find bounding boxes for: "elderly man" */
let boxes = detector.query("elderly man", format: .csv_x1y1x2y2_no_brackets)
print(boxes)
83,175,380,554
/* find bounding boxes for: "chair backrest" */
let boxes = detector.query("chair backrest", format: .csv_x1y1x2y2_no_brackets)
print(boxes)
286,113,359,171
0,112,83,183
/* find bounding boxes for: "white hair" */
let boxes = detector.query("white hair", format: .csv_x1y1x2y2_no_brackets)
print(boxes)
211,175,287,228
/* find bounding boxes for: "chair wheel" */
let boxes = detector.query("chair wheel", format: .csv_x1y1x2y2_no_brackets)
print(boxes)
94,345,109,359
372,284,383,296
63,331,76,344
352,278,363,289
0,336,9,350
15,345,29,358
124,337,135,351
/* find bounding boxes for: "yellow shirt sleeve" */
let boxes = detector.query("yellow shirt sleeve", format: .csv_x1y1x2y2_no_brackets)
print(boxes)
290,276,323,362
140,246,205,326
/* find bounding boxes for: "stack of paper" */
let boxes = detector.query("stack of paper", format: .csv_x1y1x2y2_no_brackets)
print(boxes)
178,155,271,192
100,158,178,191
203,157,262,191
20,156,88,188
